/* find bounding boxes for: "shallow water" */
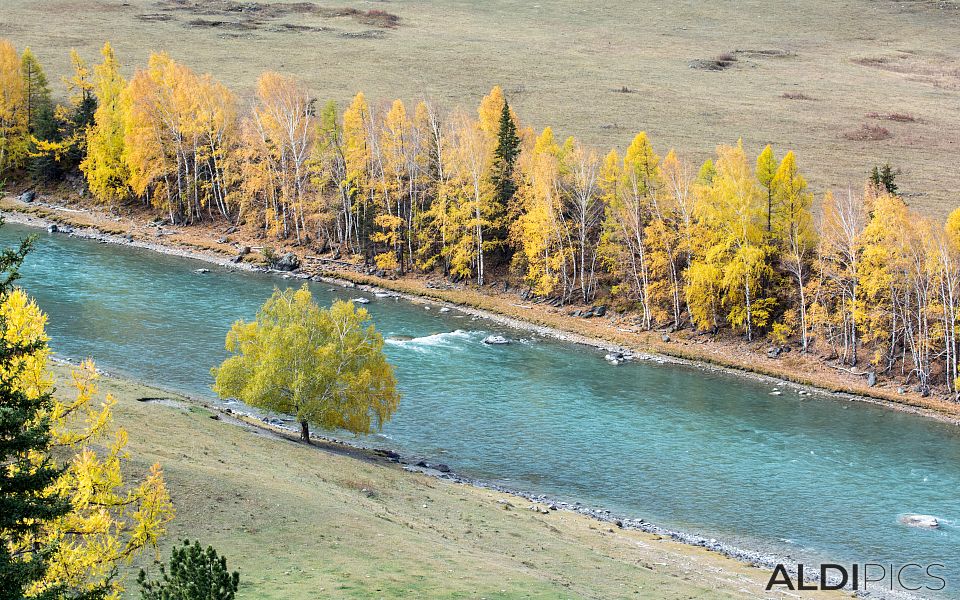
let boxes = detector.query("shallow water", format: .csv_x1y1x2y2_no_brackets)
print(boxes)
9,224,960,596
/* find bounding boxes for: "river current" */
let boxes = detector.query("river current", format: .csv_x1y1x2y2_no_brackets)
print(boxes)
8,223,958,596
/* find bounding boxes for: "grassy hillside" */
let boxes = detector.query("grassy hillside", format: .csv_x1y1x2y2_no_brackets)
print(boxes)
4,0,960,217
46,361,844,599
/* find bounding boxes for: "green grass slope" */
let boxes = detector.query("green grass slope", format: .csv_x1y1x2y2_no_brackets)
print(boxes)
47,362,843,599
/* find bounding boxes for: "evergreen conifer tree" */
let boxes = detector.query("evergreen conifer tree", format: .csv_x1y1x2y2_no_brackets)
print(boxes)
489,100,521,262
492,100,520,208
20,48,59,181
138,541,240,600
870,163,897,196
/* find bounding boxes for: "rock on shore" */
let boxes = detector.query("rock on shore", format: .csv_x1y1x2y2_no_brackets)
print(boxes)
272,252,300,271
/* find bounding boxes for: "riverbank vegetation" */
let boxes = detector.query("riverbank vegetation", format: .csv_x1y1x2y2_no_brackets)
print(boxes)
3,40,960,402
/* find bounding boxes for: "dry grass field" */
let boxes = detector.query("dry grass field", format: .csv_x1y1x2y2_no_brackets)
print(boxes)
3,0,960,217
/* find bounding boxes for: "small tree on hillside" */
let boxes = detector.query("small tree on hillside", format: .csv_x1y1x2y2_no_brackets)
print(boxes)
212,286,400,443
870,163,897,196
138,541,239,600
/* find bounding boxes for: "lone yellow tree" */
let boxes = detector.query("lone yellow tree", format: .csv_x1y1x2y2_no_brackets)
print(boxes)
213,286,400,443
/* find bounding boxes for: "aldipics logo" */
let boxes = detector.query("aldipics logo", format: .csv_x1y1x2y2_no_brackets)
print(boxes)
766,563,947,593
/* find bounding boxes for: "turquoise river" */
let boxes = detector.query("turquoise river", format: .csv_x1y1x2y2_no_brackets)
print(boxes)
6,223,959,596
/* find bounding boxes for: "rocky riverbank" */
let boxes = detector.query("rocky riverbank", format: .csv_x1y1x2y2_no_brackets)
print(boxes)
6,198,959,428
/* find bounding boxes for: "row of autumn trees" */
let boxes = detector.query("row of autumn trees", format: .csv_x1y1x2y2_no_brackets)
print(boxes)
4,40,960,394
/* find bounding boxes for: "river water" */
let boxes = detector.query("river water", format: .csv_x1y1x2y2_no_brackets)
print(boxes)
8,223,959,595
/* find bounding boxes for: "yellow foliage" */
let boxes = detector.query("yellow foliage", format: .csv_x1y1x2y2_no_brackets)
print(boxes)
688,141,775,339
343,91,370,201
1,290,174,599
371,213,404,272
124,52,239,223
81,42,130,203
241,71,312,240
213,286,400,440
513,127,568,296
770,319,794,346
0,38,28,172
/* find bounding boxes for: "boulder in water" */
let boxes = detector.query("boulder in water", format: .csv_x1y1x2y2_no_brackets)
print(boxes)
194,268,210,274
483,335,510,345
351,297,370,304
900,514,940,529
605,352,625,365
47,224,58,234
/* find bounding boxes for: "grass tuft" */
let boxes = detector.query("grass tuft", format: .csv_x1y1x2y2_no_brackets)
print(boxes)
781,91,815,100
866,111,916,122
842,123,892,141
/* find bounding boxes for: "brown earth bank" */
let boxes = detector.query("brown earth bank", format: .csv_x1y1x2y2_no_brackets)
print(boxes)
48,359,851,600
4,191,960,427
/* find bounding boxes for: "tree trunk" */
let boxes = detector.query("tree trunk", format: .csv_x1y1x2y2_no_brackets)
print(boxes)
300,420,311,444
